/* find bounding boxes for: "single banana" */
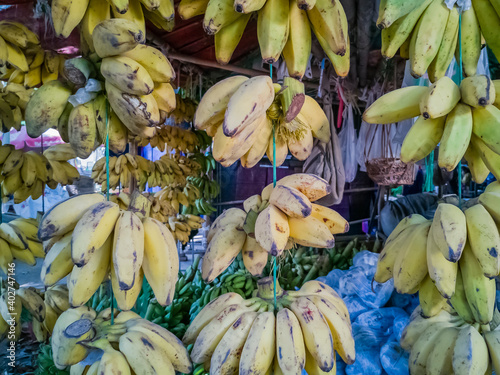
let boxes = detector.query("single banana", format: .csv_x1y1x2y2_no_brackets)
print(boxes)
51,0,90,38
452,325,489,374
459,242,496,324
449,266,476,324
255,204,290,256
121,44,175,83
68,235,112,306
142,217,179,306
101,56,154,95
362,86,428,124
257,0,290,63
203,0,241,35
409,0,450,77
275,173,331,202
307,0,347,56
438,103,473,171
92,18,145,58
71,201,120,267
461,75,496,108
427,225,457,298
275,307,305,374
464,203,500,278
460,4,481,77
376,0,428,29
425,326,459,375
68,101,97,159
215,14,251,65
418,275,448,317
400,115,446,163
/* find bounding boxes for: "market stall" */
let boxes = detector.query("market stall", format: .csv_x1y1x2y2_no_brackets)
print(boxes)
0,0,499,374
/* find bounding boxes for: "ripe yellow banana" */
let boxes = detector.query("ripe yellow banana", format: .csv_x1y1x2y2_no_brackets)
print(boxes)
68,235,112,306
239,311,275,375
121,44,175,83
25,80,72,138
380,0,432,59
459,241,497,324
376,0,428,29
194,75,248,130
431,203,467,263
392,221,431,293
101,55,154,95
266,134,288,167
112,211,144,291
464,203,500,278
178,0,209,19
203,0,241,35
257,0,290,63
362,86,428,124
142,217,178,306
81,0,111,51
241,116,273,168
281,0,310,79
269,184,312,218
420,76,460,119
418,275,448,317
275,173,331,202
215,14,251,65
400,115,446,163
223,75,274,137
452,325,489,374
71,201,120,267
68,102,98,159
472,0,500,61
307,0,347,56
288,215,334,248
464,142,490,184
426,225,457,298
287,127,313,160
38,194,105,240
427,5,459,83
276,307,305,374
438,103,473,171
92,18,145,58
409,0,450,77
255,204,290,256
460,4,481,77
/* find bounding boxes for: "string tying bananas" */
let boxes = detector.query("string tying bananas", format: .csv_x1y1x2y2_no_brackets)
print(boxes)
400,305,500,375
375,184,500,326
195,75,332,167
379,0,500,81
183,277,354,374
49,306,192,373
178,0,349,77
38,192,180,312
202,173,348,282
363,75,500,181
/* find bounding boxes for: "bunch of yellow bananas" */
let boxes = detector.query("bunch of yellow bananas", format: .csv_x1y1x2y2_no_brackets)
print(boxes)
167,94,197,125
196,75,331,167
28,285,71,343
379,0,500,81
178,0,349,77
363,75,500,183
0,284,68,343
52,0,175,51
38,193,181,311
400,305,500,374
375,183,500,328
134,125,202,153
0,143,79,204
50,306,191,373
150,182,201,216
183,278,354,374
202,173,348,282
25,18,176,158
0,21,67,88
0,83,33,133
166,214,205,244
92,152,201,191
0,217,43,272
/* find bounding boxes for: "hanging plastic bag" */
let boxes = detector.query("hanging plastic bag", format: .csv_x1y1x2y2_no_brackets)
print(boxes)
339,103,358,183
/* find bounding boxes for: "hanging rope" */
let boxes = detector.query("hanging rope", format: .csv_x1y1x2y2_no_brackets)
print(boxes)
270,63,278,312
105,101,114,324
457,13,463,208
41,134,45,214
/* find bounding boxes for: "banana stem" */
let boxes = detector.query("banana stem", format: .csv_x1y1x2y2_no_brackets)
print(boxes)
256,277,283,300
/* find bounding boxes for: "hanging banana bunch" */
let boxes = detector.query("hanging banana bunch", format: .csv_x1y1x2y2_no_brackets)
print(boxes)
178,0,349,78
363,74,500,184
24,18,176,158
195,75,331,167
378,0,500,82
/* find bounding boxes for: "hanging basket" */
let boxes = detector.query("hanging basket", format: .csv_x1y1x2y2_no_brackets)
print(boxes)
366,157,415,186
